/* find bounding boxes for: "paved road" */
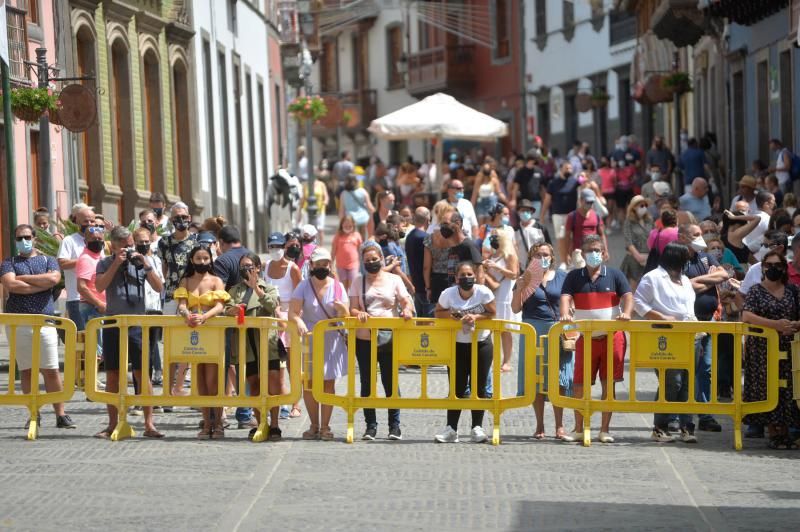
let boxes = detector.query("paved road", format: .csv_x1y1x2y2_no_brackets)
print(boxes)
1,227,799,531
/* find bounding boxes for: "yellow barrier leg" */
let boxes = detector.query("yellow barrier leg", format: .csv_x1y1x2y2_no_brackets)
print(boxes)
346,408,354,444
111,405,135,441
733,415,743,451
492,409,501,446
582,410,591,447
252,408,268,443
26,406,39,441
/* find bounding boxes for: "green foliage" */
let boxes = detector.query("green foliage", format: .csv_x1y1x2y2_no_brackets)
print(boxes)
662,72,692,93
288,95,328,122
10,87,59,121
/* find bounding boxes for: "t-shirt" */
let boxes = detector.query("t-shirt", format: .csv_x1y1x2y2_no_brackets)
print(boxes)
562,265,631,336
598,167,617,194
522,269,567,321
96,256,150,316
437,284,495,343
611,148,639,190
214,246,251,290
680,147,706,185
0,254,59,315
546,175,580,215
331,232,362,270
446,239,482,287
679,193,711,221
57,232,87,301
349,272,411,318
157,233,197,302
647,227,679,254
684,251,720,320
513,166,544,202
566,209,603,251
404,227,428,294
75,249,106,305
646,148,673,174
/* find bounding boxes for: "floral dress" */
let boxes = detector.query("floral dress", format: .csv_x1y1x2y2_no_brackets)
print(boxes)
742,283,800,428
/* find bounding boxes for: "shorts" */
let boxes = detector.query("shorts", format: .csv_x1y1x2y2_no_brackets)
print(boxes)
5,325,59,371
573,331,627,386
476,196,497,217
336,267,360,284
615,189,634,209
103,326,143,372
552,213,569,240
245,358,281,378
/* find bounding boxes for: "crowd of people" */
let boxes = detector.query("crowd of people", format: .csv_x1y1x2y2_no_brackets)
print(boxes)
3,132,800,449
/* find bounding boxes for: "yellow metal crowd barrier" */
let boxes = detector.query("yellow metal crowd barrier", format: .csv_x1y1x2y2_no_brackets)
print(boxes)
0,314,77,440
85,315,302,441
548,320,784,450
792,334,800,410
311,317,538,445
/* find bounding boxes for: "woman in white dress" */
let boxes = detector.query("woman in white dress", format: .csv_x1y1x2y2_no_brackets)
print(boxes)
483,227,519,372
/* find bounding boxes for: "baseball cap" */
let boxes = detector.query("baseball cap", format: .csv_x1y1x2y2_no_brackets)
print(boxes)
268,232,286,247
580,188,597,203
197,231,217,245
302,224,318,238
310,247,331,263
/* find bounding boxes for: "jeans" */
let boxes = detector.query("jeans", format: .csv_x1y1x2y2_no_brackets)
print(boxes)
695,334,714,423
66,300,86,331
518,318,574,397
653,369,693,429
413,292,435,319
79,303,103,358
355,338,399,429
447,339,493,429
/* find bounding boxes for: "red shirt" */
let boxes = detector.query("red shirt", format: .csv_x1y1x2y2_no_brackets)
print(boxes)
789,263,800,286
566,209,603,251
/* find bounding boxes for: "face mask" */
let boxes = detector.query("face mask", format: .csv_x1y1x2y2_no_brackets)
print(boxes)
585,250,603,268
87,240,104,253
286,245,301,259
173,220,189,232
458,277,475,291
651,172,662,181
539,257,551,269
690,237,707,252
562,172,572,179
764,265,785,282
397,230,406,239
269,249,284,262
454,191,464,200
16,238,33,255
240,268,255,281
483,167,491,175
709,248,723,261
311,267,330,280
141,223,156,234
384,201,395,210
364,260,382,274
136,244,149,255
578,175,587,185
153,208,163,217
194,263,212,274
519,211,533,222
489,236,500,250
440,226,455,239
501,216,510,226
636,206,649,218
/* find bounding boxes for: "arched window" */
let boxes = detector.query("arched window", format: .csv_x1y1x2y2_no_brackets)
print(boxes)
143,48,164,194
75,25,101,204
110,38,134,208
172,58,192,198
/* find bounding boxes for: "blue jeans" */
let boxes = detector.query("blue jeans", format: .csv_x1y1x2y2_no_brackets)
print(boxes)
66,300,86,331
517,318,574,398
413,292,435,319
79,303,103,357
695,334,714,423
653,369,693,429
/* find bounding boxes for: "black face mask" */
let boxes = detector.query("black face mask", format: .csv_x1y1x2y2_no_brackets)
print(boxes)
286,245,301,259
458,277,475,291
194,263,212,274
141,223,156,234
489,236,500,249
136,244,150,255
153,208,163,218
173,220,189,232
87,240,104,253
240,268,255,281
311,267,330,280
364,260,382,274
562,172,572,179
764,265,785,282
440,226,455,239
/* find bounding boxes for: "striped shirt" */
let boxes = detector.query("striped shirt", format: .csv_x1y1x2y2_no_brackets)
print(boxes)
562,265,631,336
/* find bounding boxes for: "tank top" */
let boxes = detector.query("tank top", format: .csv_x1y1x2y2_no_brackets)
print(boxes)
264,260,295,311
478,183,494,198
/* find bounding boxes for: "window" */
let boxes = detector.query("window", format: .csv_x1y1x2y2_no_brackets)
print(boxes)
110,40,133,191
733,71,745,179
535,0,547,39
233,57,247,242
565,93,577,150
609,9,636,46
6,4,28,81
537,101,550,145
618,76,632,135
320,39,338,92
563,0,574,38
203,39,218,215
780,50,793,148
143,49,164,194
757,60,769,163
273,83,283,167
352,33,368,90
493,0,510,60
386,25,403,89
246,71,259,247
417,19,429,50
172,60,192,199
227,0,238,35
22,0,39,25
75,25,100,204
218,49,233,218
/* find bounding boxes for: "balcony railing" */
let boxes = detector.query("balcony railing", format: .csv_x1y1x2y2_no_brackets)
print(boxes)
609,10,637,46
406,45,475,99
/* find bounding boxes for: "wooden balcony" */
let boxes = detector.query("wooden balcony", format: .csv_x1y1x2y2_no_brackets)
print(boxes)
312,89,378,136
407,45,475,99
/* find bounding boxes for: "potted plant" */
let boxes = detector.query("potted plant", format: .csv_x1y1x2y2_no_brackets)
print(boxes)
288,95,328,122
591,89,611,108
662,72,692,95
341,110,353,127
10,87,59,123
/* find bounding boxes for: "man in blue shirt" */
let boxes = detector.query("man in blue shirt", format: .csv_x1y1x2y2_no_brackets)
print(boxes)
541,162,580,270
404,206,432,317
679,138,708,191
679,177,712,221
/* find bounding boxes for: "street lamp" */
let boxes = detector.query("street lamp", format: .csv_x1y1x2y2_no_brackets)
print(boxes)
299,43,317,222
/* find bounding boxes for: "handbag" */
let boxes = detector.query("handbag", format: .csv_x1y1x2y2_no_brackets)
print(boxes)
541,276,577,352
362,275,392,347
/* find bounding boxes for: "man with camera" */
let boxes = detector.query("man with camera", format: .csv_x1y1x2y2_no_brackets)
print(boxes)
94,226,164,439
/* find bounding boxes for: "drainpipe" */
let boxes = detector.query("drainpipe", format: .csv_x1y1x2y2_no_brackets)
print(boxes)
2,60,17,249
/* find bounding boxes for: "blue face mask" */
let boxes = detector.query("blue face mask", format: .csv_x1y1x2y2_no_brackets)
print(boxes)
519,211,533,222
454,191,464,200
585,250,603,268
16,238,33,255
539,257,551,269
501,216,510,226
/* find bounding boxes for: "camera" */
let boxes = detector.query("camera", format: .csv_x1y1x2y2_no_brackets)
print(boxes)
123,247,144,267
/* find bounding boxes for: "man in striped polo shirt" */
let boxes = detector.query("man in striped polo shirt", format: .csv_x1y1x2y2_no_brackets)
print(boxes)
560,234,633,443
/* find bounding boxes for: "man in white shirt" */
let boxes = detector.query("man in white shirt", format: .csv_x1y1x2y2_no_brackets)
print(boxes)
742,191,775,254
57,206,97,330
738,230,788,302
514,199,550,269
433,179,478,238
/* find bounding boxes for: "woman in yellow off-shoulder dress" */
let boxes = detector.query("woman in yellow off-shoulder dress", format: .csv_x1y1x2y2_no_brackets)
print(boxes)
174,245,230,439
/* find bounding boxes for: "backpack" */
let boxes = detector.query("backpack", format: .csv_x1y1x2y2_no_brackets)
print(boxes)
790,151,800,182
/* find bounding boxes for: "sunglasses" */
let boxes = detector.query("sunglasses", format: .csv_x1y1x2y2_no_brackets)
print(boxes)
15,235,33,242
86,226,104,234
173,216,191,222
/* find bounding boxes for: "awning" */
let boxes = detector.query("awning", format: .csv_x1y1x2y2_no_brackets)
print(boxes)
702,0,789,26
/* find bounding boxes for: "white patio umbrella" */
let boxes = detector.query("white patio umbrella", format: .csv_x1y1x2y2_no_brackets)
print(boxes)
367,93,508,191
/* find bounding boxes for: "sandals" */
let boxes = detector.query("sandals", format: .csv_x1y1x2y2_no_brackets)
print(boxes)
533,430,546,440
211,426,225,439
269,427,282,441
319,426,334,441
289,406,302,419
143,428,165,439
767,435,799,450
197,426,212,439
94,427,114,440
302,425,320,440
555,428,568,440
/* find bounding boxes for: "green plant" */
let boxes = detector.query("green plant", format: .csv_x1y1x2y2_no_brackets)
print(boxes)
591,89,611,102
10,87,59,122
662,72,692,93
288,95,328,122
341,110,353,126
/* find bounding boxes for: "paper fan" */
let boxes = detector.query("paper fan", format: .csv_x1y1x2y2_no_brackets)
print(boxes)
519,258,545,301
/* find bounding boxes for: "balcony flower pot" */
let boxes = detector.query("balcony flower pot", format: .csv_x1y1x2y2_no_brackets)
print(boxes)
575,92,593,113
662,72,692,96
10,87,59,123
644,74,673,104
591,90,611,108
341,110,353,127
288,95,328,123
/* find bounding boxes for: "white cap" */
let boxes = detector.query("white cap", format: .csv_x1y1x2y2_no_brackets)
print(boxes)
310,247,331,263
302,224,318,238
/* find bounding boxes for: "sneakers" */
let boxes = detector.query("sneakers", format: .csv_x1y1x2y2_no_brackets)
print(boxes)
152,370,163,386
560,431,582,443
388,425,402,440
362,427,377,440
434,426,459,443
56,415,76,429
598,431,615,443
698,418,722,432
651,427,675,443
129,406,143,416
237,417,258,429
471,426,488,443
279,406,291,420
679,425,698,443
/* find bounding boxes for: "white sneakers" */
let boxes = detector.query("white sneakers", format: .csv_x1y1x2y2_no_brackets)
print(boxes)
434,425,488,443
561,430,616,443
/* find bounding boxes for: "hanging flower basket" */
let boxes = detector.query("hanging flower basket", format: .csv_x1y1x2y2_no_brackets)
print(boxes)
288,95,328,122
662,72,692,95
48,99,65,126
10,87,59,123
590,89,611,108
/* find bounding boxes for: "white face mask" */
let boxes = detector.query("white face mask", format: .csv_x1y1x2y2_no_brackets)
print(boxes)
636,206,648,218
650,172,661,181
690,237,707,252
269,249,284,262
787,207,796,218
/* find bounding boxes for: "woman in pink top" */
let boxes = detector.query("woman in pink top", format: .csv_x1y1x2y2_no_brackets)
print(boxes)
647,209,680,254
331,215,363,291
